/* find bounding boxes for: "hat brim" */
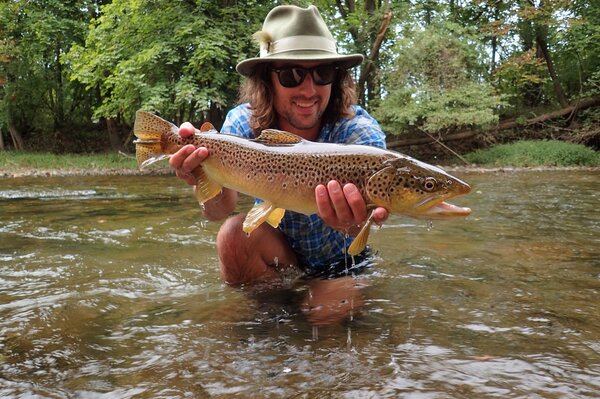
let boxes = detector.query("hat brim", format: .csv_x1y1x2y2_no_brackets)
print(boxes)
236,51,364,76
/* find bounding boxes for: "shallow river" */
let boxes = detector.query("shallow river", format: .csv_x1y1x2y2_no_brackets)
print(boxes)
0,170,599,398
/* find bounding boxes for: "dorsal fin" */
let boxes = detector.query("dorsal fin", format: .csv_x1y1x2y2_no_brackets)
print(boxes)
199,122,217,133
254,129,303,145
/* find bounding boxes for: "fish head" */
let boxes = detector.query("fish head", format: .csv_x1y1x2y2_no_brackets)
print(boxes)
366,157,471,220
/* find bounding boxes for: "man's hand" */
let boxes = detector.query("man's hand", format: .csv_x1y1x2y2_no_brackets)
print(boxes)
315,181,389,234
168,122,208,186
168,122,237,220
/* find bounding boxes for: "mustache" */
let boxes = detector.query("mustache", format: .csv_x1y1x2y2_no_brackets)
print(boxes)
291,95,321,103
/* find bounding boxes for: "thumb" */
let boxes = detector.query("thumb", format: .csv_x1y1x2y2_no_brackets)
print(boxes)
178,122,195,138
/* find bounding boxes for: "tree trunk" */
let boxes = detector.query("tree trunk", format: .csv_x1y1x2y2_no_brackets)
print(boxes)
0,126,5,150
54,40,65,129
7,121,24,150
106,117,121,151
536,30,568,108
528,0,569,108
358,6,392,106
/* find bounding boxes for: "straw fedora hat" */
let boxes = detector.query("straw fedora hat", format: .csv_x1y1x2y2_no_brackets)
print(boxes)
236,5,364,76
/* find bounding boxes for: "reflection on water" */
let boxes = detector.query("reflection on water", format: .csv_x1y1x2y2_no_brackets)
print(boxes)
0,171,599,398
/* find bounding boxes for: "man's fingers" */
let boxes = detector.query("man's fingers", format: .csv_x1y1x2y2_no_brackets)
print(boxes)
315,184,334,221
372,207,389,226
327,181,354,225
181,147,209,171
169,145,195,169
178,122,195,138
169,145,209,186
342,183,367,223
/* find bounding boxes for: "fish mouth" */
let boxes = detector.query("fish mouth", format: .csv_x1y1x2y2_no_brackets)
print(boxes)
411,192,471,219
423,200,472,219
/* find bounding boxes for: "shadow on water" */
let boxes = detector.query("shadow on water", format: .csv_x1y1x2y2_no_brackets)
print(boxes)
0,171,599,398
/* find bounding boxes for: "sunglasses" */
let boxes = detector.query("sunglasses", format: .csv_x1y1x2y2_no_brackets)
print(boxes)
271,65,338,88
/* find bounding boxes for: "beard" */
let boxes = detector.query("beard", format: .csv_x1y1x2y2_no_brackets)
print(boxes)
280,96,326,131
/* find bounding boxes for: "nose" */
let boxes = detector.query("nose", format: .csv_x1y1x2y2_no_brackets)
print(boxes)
297,72,317,95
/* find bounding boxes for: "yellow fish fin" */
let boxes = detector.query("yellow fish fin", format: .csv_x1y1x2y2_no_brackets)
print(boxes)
133,110,178,140
133,111,178,167
266,207,286,229
193,167,222,204
254,129,303,145
199,122,217,133
138,153,171,169
243,201,282,234
347,211,375,256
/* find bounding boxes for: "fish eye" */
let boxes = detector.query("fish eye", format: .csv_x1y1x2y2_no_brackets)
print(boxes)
423,177,437,192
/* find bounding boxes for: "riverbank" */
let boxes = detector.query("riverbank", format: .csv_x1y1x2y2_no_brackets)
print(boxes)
0,167,172,179
2,165,599,179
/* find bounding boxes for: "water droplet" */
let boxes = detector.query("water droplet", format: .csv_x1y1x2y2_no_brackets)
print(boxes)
346,327,352,349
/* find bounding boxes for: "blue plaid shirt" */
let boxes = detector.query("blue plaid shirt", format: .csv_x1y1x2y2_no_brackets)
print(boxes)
221,103,386,271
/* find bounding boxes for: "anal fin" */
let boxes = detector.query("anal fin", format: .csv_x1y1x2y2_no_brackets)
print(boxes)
193,167,222,204
347,210,375,256
243,201,284,234
266,207,285,228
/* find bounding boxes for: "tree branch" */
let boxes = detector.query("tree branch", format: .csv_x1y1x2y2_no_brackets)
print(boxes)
358,6,392,103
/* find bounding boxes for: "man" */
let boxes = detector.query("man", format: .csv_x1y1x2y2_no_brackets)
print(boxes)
170,5,388,288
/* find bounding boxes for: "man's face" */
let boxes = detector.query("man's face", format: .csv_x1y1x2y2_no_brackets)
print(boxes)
270,61,333,138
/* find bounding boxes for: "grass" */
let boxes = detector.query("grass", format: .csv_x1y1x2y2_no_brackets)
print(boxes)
0,151,139,172
464,140,600,167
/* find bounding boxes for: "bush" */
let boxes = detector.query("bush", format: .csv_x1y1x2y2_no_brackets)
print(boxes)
464,140,600,167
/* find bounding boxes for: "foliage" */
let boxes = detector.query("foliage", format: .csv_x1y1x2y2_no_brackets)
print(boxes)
465,140,600,167
66,0,272,125
552,0,600,98
492,49,550,109
0,0,96,138
374,22,503,134
2,0,600,153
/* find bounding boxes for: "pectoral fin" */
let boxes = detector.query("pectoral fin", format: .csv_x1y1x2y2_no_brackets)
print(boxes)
243,201,285,234
193,167,222,204
347,211,375,256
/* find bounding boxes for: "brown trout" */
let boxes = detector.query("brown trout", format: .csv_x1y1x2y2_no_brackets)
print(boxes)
134,111,471,255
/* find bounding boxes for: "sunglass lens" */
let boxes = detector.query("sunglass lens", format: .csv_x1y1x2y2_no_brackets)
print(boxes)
274,65,337,88
279,68,307,87
314,65,337,85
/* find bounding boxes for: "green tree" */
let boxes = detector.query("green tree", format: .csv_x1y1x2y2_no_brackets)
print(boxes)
67,0,272,133
374,22,503,135
0,0,100,150
313,0,400,108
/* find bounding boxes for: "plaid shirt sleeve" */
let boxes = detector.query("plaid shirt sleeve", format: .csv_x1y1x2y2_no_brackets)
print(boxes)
220,104,255,138
221,104,386,271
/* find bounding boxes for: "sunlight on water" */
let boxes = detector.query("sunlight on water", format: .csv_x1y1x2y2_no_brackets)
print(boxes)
0,172,599,398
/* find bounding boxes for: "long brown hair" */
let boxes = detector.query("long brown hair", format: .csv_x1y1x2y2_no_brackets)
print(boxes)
238,64,358,136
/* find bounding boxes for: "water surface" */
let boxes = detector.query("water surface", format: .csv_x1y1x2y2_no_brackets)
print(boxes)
0,171,599,398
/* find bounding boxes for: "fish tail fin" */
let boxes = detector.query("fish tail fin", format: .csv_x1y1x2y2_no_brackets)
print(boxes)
133,111,179,168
